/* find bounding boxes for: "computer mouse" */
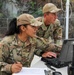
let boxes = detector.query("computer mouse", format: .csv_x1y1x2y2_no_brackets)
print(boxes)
41,56,55,62
52,71,62,75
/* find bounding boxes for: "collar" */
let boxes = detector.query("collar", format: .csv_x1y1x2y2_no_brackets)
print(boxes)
13,34,35,47
41,17,47,30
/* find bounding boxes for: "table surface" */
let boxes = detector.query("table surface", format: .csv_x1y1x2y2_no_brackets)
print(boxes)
31,58,68,75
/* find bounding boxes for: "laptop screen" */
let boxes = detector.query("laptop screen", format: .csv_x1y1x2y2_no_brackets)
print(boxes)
58,39,74,62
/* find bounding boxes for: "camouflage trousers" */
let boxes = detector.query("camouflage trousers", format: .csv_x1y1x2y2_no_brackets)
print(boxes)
0,71,12,75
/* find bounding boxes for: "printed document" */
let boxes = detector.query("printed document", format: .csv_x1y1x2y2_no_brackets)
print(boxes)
13,67,47,75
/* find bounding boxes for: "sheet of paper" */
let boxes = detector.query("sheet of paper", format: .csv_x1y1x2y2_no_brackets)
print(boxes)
13,67,47,75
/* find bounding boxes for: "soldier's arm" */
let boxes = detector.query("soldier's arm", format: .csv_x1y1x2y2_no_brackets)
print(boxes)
34,37,49,56
54,26,62,39
34,37,57,57
53,19,63,47
0,43,12,74
54,27,63,49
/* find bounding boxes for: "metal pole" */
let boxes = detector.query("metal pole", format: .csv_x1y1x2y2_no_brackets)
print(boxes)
65,0,70,39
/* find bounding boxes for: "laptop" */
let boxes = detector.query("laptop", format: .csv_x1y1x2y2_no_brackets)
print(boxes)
41,39,74,68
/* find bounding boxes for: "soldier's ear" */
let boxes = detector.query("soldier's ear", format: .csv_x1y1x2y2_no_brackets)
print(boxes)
20,25,26,31
44,13,47,17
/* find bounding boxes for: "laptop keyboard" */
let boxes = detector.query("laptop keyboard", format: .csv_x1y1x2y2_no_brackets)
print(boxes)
45,58,61,65
41,57,60,65
41,57,71,68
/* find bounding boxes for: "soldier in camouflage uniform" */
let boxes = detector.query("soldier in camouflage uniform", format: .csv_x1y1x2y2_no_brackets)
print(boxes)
0,13,56,75
36,3,63,52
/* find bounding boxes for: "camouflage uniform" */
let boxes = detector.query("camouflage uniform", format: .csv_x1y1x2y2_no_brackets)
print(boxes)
0,34,49,75
36,17,63,48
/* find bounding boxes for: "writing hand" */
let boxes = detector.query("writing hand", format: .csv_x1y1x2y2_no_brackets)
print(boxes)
11,62,22,73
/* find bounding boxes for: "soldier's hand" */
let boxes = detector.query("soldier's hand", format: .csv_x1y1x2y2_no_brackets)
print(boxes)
42,51,57,58
11,62,22,73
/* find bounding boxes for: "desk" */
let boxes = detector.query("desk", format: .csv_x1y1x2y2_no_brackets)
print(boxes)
31,58,68,75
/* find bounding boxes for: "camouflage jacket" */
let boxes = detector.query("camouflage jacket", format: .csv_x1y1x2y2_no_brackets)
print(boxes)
0,34,49,75
36,17,63,46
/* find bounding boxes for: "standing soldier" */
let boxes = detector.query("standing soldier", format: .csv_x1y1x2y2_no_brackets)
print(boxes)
36,3,63,52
